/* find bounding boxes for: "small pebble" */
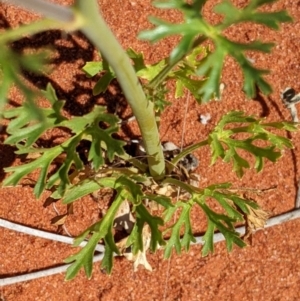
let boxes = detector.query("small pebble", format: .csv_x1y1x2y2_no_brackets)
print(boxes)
199,113,211,125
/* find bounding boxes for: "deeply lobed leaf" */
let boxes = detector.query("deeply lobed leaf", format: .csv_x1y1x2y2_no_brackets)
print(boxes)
139,0,292,101
3,84,125,198
209,111,297,177
0,45,50,117
163,201,196,258
65,191,125,279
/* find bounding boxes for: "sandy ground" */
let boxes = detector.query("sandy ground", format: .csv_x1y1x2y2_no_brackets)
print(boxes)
0,0,300,300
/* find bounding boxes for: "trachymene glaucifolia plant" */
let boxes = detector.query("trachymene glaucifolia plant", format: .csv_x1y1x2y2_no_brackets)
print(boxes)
0,0,297,279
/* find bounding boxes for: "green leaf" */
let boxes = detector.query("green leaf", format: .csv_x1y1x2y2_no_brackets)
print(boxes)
263,121,298,132
211,191,244,221
209,111,295,177
65,230,102,280
139,0,292,101
164,201,196,258
172,69,206,100
145,193,173,210
82,61,103,77
197,48,226,101
209,132,225,164
214,0,292,29
125,199,166,256
0,46,51,119
131,52,167,81
232,150,251,178
100,231,119,274
4,83,67,148
180,209,196,252
3,85,125,198
134,203,165,252
230,195,259,213
100,242,114,274
115,176,144,204
163,204,178,223
93,71,115,95
127,218,145,255
202,220,215,256
139,17,192,43
126,48,147,73
216,111,257,127
60,177,116,204
82,56,116,95
46,135,84,195
65,191,125,279
169,33,195,64
3,146,61,198
199,203,246,254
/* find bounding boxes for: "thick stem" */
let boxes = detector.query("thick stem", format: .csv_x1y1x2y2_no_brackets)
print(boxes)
2,0,166,179
74,0,165,179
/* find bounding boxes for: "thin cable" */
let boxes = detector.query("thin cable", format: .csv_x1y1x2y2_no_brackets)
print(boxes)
191,208,300,246
0,218,105,252
163,91,191,301
162,251,172,300
179,92,190,152
0,253,104,286
280,87,300,208
1,208,300,286
295,181,300,209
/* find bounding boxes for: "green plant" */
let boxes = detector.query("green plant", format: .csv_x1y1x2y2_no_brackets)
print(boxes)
0,0,296,280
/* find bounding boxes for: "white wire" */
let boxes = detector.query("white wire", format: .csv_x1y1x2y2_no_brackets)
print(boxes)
191,208,300,246
1,85,300,285
0,254,104,286
163,91,191,300
295,180,300,209
0,218,105,253
0,208,300,286
1,0,298,289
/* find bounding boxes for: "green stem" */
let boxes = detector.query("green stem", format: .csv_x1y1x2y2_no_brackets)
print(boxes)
162,177,199,196
2,0,165,179
170,139,208,171
74,0,165,179
148,36,208,90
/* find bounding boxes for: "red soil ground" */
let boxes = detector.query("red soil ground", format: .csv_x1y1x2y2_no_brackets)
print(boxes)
0,0,300,300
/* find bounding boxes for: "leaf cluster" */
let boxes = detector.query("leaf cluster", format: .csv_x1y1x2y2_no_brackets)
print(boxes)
0,0,297,282
67,111,295,277
82,46,208,113
162,180,259,258
3,84,125,198
64,175,172,279
209,111,296,177
138,0,292,101
63,174,264,279
0,44,51,119
2,85,297,279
